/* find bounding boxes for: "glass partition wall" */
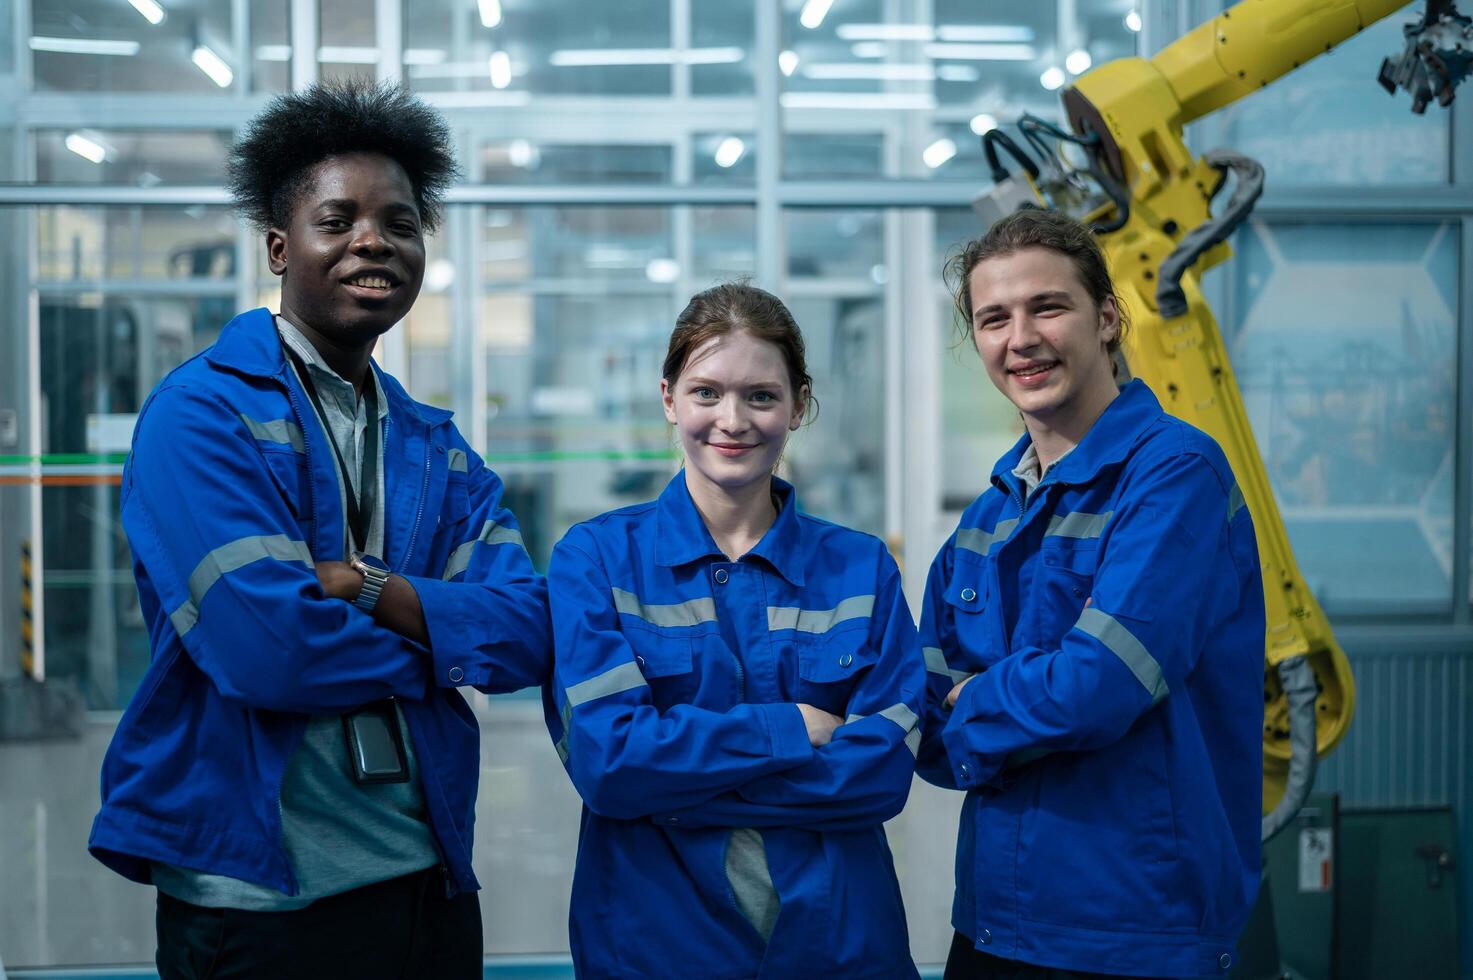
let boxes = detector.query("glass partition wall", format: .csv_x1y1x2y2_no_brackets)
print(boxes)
2,0,1471,972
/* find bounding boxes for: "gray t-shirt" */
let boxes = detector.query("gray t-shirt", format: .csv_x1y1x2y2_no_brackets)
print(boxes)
152,316,439,910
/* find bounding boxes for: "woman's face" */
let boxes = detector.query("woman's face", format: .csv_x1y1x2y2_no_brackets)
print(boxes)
661,329,806,497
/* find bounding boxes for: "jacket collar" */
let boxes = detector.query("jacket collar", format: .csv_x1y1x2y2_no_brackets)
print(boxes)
990,379,1164,494
204,307,453,427
655,470,806,587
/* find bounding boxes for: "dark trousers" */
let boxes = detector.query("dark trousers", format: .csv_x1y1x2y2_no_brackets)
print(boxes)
156,866,482,980
944,931,1162,980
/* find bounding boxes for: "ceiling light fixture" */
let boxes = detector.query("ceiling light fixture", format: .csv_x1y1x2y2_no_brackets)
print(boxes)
191,45,234,87
29,36,140,55
478,0,502,29
64,132,108,164
489,51,512,88
126,0,166,26
799,0,834,30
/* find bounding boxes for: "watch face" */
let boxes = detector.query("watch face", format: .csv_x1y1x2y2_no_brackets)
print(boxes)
353,553,390,573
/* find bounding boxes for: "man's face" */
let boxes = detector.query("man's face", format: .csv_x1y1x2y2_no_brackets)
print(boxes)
267,152,426,346
968,246,1119,431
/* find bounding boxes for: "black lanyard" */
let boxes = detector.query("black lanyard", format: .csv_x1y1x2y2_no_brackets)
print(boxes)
284,345,378,554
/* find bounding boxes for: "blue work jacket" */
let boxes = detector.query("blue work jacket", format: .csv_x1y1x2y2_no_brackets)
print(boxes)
918,380,1265,979
546,472,924,979
89,307,551,897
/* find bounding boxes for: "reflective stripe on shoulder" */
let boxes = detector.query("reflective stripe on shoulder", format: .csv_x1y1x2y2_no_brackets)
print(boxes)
240,415,305,453
448,448,468,473
170,534,314,639
442,520,526,580
923,646,969,684
956,518,1017,558
611,588,717,628
1228,484,1246,521
1045,510,1112,540
844,702,921,757
565,660,648,708
767,594,873,634
1073,606,1168,705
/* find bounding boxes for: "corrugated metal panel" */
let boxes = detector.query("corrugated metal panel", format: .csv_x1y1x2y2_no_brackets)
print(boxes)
1316,651,1470,819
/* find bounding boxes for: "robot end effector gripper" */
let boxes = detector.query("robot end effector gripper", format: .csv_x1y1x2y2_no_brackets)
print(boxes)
1379,0,1473,113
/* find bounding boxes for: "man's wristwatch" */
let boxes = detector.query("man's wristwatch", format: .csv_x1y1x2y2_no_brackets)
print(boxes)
348,553,391,613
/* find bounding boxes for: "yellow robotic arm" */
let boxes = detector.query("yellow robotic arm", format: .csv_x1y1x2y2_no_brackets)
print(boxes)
973,0,1471,835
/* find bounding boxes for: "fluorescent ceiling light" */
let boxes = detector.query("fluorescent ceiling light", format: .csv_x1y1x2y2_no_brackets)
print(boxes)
507,139,538,168
1065,49,1092,74
714,137,745,168
923,138,957,169
969,113,998,135
478,0,502,29
780,92,937,110
936,25,1034,43
804,62,935,81
403,48,446,65
799,0,834,30
1040,66,1066,90
1125,10,1143,32
937,64,979,82
488,51,512,88
127,0,166,26
319,46,380,64
424,258,456,293
778,50,799,76
64,132,108,164
410,61,499,78
30,36,140,56
850,42,887,58
645,258,680,283
549,47,743,66
191,45,234,87
255,44,290,61
924,43,1035,61
835,24,933,41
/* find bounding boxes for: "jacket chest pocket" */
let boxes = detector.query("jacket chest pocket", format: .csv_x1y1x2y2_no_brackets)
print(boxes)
436,470,470,536
794,625,876,716
943,554,996,669
1036,543,1099,648
625,627,739,711
261,448,311,526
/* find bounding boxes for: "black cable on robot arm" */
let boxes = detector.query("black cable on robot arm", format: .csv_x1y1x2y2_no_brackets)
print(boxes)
1018,113,1101,147
982,129,1040,183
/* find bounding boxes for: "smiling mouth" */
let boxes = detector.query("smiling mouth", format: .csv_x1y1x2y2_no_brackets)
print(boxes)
1009,360,1058,382
710,443,758,456
343,274,399,292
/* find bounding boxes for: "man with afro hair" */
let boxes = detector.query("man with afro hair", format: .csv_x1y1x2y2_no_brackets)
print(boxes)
89,80,552,979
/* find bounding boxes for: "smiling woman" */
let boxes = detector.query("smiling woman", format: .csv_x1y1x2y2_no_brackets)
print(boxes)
542,280,926,978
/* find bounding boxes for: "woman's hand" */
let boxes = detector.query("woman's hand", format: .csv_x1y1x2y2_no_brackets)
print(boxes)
944,675,974,711
796,704,844,747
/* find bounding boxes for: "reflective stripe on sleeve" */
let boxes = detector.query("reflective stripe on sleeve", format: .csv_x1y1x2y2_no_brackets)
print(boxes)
766,594,874,634
923,645,969,684
565,660,649,708
240,415,305,453
955,518,1017,558
1074,606,1168,705
1044,510,1112,540
170,534,314,639
442,520,527,580
448,448,468,473
844,702,921,757
611,588,718,628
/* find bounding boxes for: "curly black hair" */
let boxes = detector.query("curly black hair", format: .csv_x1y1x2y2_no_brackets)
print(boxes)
227,79,460,233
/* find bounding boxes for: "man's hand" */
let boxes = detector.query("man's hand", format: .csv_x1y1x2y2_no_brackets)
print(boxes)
944,674,974,711
315,560,362,601
314,561,429,646
796,704,844,747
